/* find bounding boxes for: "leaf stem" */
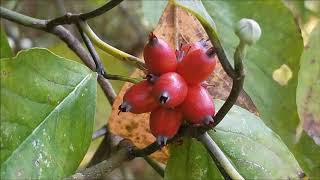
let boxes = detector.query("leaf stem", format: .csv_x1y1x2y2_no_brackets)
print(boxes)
79,21,147,71
198,132,244,180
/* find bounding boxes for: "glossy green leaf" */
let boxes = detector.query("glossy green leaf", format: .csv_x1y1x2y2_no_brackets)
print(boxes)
296,24,320,145
141,0,167,29
210,100,303,179
0,48,97,179
165,100,303,179
49,43,134,129
165,137,223,180
0,27,12,58
173,0,319,177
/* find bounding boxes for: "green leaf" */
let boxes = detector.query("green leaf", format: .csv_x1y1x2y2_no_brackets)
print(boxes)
141,0,168,29
0,27,13,58
173,0,320,177
210,100,303,179
165,137,223,180
296,24,320,145
49,43,134,129
0,48,97,179
165,100,303,179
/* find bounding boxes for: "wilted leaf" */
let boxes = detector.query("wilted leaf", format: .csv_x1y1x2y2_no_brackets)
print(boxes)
0,27,12,59
165,100,303,180
173,0,319,177
0,48,97,178
296,24,320,145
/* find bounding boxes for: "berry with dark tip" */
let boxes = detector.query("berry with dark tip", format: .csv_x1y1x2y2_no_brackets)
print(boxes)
143,33,177,75
179,85,215,125
150,107,183,145
119,80,158,114
177,47,217,85
176,41,207,61
145,74,158,84
151,72,188,108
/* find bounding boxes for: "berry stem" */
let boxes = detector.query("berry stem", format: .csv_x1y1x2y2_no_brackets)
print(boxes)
79,21,147,71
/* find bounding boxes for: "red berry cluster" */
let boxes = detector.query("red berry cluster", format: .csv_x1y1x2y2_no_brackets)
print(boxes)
119,33,217,145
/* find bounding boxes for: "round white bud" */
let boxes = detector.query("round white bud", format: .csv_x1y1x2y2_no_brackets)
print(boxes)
234,18,261,45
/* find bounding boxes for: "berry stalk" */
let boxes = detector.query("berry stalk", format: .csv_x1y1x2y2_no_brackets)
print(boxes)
79,21,147,71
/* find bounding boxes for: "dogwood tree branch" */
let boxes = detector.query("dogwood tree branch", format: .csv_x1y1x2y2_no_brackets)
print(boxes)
0,7,140,104
47,0,124,28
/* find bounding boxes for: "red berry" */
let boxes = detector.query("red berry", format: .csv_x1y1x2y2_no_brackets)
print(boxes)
150,107,183,145
176,41,206,61
177,47,217,85
143,33,177,75
179,85,215,125
152,72,188,108
119,80,158,114
180,41,204,55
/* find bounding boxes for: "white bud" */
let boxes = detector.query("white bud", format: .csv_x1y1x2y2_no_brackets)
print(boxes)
235,18,261,45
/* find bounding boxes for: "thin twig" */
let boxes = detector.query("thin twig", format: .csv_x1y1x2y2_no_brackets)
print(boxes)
79,21,147,71
0,7,47,30
66,141,130,180
88,126,121,167
92,125,108,140
0,7,139,103
76,22,104,74
47,0,124,28
198,132,244,180
211,42,245,127
144,156,165,178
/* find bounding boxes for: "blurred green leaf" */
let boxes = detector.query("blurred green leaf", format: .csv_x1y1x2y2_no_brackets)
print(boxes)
165,137,222,180
296,24,320,145
0,27,12,58
0,48,97,178
173,0,319,177
141,0,167,29
166,100,303,179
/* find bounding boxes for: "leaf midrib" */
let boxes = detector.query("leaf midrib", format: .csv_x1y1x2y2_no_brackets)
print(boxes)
1,73,94,166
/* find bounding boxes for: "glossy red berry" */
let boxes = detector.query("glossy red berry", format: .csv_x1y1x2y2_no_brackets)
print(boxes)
179,85,215,125
119,80,158,114
181,41,205,55
152,72,188,108
143,33,177,75
150,107,183,145
176,41,206,61
177,47,217,85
